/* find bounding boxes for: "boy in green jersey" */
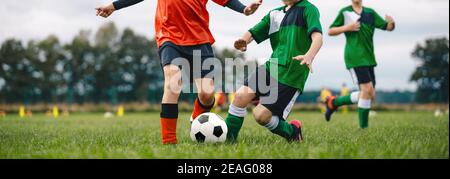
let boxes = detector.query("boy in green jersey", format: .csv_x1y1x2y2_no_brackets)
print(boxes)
325,0,396,128
225,0,323,142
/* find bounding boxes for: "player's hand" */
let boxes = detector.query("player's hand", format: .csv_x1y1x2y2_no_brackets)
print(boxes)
96,4,116,18
385,15,395,23
234,39,248,52
244,0,263,16
346,22,361,32
293,55,314,73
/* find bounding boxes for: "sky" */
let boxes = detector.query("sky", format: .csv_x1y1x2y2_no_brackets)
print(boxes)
0,0,449,91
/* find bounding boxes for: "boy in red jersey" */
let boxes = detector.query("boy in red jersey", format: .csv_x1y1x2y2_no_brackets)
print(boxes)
96,0,262,144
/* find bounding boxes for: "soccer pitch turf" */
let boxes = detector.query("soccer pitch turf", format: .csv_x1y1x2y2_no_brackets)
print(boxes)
0,111,448,159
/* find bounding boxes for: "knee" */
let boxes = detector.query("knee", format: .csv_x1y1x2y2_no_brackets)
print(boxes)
361,84,375,98
163,82,181,95
198,91,214,103
232,91,251,108
233,91,246,104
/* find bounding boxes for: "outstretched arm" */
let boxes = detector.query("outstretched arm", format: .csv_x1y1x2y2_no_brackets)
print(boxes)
96,0,143,18
224,0,262,16
234,32,254,52
113,0,144,10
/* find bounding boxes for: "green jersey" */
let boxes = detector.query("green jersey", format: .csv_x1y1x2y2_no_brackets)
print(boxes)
249,0,322,91
330,6,388,69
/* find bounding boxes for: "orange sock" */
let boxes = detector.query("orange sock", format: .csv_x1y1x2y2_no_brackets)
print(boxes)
191,98,214,121
160,118,177,144
160,104,178,144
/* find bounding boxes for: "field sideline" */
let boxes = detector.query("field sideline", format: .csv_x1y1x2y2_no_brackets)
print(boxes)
0,111,448,159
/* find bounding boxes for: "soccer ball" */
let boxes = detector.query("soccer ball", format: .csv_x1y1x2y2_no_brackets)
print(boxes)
190,113,228,143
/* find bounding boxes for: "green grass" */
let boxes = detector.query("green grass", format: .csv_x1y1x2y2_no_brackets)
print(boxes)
0,111,448,159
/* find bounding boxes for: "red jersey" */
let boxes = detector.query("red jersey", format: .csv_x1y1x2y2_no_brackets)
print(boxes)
155,0,229,47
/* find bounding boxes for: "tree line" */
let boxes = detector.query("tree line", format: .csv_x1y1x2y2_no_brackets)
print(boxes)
0,23,448,104
1,22,163,105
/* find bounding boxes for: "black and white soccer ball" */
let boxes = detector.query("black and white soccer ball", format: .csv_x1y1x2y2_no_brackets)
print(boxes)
190,113,228,143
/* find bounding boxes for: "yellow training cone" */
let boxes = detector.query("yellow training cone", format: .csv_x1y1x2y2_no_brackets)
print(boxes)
19,105,25,118
53,106,59,118
117,105,125,117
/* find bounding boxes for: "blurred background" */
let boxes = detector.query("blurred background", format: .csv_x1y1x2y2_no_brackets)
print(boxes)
0,0,448,113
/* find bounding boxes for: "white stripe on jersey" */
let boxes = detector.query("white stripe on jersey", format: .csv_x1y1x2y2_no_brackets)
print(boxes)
269,10,286,35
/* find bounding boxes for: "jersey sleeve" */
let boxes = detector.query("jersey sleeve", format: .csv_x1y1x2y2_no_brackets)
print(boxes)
304,6,323,36
225,0,246,14
248,13,271,44
113,0,144,10
330,10,344,28
373,11,388,30
212,0,230,6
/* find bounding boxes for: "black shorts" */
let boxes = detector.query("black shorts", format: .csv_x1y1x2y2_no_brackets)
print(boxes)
352,66,376,87
158,41,215,80
244,66,301,120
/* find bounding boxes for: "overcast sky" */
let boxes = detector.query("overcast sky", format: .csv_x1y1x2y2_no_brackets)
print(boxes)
0,0,449,91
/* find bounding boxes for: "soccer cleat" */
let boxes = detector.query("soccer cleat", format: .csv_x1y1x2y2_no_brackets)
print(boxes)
324,96,338,122
288,120,303,142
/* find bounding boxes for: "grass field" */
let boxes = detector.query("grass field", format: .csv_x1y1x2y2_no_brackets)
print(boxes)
0,111,448,159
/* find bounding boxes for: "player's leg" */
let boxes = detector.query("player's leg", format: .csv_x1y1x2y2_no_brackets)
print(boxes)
225,86,256,142
160,64,183,144
324,67,372,122
324,90,360,121
159,43,184,145
253,104,302,142
358,82,374,129
191,78,215,121
225,66,265,142
253,74,303,141
324,68,362,121
334,91,360,107
187,43,216,121
358,67,376,129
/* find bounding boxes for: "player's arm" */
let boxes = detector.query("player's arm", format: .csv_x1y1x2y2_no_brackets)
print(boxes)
385,15,396,31
234,11,269,52
292,32,323,73
374,11,395,32
95,0,144,18
218,0,262,16
234,32,254,52
328,22,360,36
328,10,360,36
294,6,323,73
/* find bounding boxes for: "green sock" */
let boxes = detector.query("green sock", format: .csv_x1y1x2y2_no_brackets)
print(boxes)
225,113,244,142
358,108,370,129
334,95,353,107
271,120,294,139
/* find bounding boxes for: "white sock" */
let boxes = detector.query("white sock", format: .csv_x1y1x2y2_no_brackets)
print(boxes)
228,104,247,118
350,91,361,103
358,98,372,109
264,116,280,131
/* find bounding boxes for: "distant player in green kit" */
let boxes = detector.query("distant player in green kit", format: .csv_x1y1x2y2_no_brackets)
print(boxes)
325,0,395,128
226,0,323,142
